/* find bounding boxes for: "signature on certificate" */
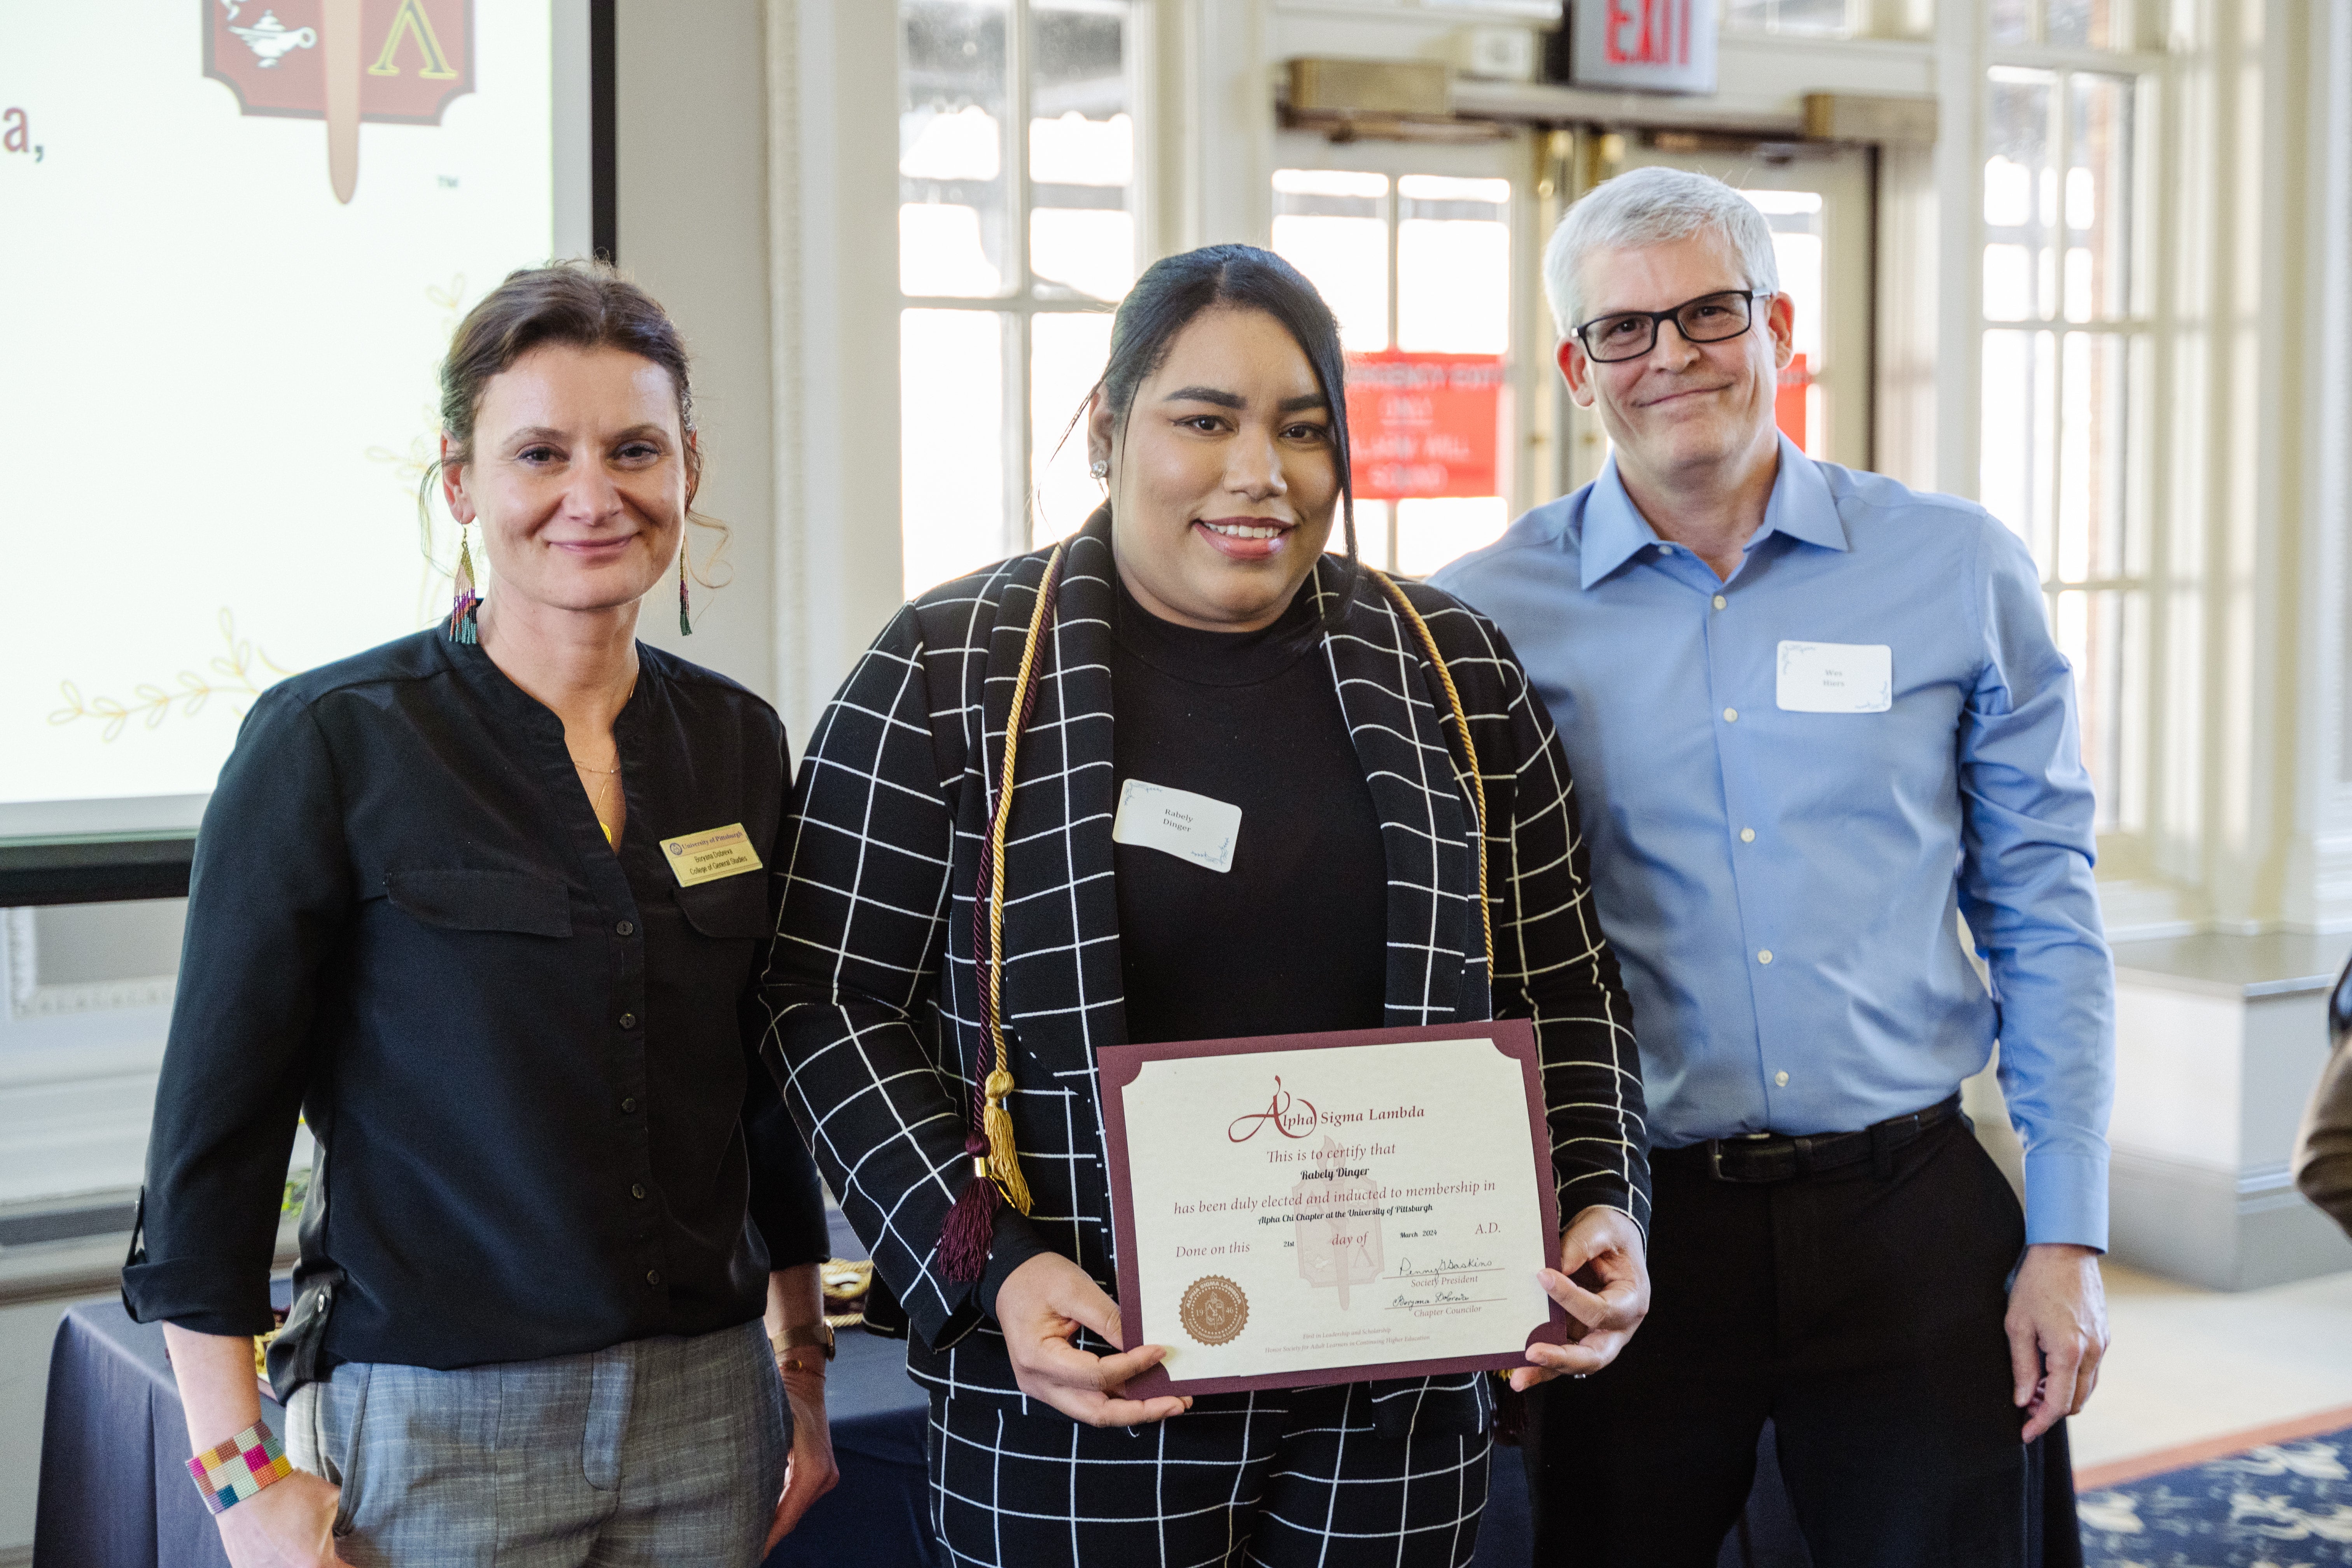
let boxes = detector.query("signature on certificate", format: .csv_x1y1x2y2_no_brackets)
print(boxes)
1394,1255,1496,1277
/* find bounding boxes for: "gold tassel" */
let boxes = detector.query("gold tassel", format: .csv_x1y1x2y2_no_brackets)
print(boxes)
981,1068,1033,1214
969,547,1063,1223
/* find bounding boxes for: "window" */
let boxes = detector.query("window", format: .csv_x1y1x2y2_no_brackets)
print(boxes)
1722,0,1855,38
898,0,1135,599
1978,10,2154,835
1746,189,1828,458
1271,167,1516,576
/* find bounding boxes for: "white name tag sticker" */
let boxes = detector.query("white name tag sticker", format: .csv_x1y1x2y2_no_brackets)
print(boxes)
1775,640,1893,713
1112,779,1241,874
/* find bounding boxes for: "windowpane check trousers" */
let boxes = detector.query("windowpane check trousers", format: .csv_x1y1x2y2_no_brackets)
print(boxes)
927,1380,1493,1568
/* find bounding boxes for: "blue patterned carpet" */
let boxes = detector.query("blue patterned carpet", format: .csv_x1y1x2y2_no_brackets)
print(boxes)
2079,1426,2352,1565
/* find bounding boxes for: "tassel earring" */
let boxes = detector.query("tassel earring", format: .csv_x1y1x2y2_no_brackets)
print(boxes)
446,523,480,644
677,531,693,636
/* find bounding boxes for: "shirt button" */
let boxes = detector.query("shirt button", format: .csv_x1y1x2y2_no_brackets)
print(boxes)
1713,594,1727,610
621,1097,637,1113
1775,1070,1790,1087
1723,707,1739,723
1758,949,1774,964
632,1183,647,1200
616,920,634,937
646,1270,662,1287
1740,828,1756,843
619,1012,637,1029
1659,543,1676,554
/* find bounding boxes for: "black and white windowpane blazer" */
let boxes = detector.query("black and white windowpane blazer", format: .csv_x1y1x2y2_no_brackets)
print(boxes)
763,513,1650,1428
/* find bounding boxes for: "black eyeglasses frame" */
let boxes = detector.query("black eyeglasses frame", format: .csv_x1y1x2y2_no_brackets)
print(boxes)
1570,290,1771,365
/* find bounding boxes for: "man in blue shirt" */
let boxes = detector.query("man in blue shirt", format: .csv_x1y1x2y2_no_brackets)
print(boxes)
1432,166,2114,1566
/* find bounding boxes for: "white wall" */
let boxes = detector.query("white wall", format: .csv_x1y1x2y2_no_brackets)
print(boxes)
615,0,779,706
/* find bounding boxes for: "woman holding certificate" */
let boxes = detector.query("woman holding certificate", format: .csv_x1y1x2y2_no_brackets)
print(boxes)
766,244,1651,1566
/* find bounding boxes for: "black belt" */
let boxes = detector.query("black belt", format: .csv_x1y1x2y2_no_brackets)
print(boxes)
1660,1094,1963,1184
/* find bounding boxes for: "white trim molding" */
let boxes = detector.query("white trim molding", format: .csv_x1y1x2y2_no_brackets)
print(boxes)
4,910,175,1023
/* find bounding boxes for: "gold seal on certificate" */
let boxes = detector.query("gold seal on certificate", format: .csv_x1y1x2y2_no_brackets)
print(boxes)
1178,1276,1249,1346
1100,1022,1566,1396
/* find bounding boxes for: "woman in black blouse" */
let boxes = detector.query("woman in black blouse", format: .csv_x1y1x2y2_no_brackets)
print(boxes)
125,263,835,1567
768,245,1654,1567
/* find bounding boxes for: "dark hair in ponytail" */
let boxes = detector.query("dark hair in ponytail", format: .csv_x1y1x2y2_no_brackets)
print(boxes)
1085,244,1359,617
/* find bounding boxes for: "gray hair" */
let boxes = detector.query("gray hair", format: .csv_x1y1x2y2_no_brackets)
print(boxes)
1542,166,1781,337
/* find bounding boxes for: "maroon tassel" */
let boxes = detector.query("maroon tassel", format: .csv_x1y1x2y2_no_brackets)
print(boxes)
939,1134,997,1283
1491,1377,1530,1446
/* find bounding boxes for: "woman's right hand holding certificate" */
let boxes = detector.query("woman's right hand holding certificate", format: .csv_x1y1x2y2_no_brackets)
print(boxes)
996,1253,1197,1427
1510,1205,1653,1391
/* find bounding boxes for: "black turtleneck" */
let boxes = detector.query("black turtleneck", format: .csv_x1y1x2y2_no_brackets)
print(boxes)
1106,567,1390,1045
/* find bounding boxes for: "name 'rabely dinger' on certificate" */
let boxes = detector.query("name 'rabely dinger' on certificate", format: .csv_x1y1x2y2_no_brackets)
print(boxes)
1100,1022,1567,1396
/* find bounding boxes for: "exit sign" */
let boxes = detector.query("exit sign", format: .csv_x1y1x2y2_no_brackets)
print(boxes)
1568,0,1718,94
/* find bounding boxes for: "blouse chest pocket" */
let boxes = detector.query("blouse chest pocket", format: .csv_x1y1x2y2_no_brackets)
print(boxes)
384,869,574,938
672,877,772,941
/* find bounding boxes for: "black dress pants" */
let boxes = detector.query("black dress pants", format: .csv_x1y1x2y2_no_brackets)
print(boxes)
1525,1117,2032,1568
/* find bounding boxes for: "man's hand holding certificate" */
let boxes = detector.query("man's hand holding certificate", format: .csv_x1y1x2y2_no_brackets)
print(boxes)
1099,1022,1639,1396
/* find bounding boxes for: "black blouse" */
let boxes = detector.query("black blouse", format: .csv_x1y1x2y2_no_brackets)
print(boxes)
122,628,828,1388
1106,571,1390,1043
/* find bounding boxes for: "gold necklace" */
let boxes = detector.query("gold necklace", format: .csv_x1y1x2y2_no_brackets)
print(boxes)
581,767,622,844
566,676,637,845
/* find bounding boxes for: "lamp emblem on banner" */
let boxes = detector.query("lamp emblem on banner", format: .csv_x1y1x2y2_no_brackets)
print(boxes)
203,0,475,204
1345,353,1505,502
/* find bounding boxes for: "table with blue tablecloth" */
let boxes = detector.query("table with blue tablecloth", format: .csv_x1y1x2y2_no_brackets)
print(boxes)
32,1210,1878,1566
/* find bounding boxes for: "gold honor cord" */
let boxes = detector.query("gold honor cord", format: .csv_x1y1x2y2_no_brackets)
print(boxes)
973,544,1067,1216
960,554,1482,1237
1368,570,1492,978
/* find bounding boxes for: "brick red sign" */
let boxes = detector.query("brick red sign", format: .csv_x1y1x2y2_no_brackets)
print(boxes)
1345,352,1505,501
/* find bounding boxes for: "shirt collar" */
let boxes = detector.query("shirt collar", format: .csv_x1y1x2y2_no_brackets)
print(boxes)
1576,433,1848,590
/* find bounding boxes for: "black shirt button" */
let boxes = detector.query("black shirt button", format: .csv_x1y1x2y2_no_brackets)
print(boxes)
620,1097,637,1113
646,1269,662,1286
615,920,634,937
631,1183,646,1199
619,1012,637,1029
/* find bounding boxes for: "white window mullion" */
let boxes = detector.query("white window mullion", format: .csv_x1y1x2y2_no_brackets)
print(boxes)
1004,0,1034,558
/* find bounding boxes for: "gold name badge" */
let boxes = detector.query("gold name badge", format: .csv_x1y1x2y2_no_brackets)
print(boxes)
661,823,764,887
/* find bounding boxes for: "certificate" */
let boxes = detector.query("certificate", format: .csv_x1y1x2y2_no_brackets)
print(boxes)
1100,1022,1566,1396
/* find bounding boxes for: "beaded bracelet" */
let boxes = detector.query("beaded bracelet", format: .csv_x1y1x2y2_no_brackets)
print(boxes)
187,1420,294,1516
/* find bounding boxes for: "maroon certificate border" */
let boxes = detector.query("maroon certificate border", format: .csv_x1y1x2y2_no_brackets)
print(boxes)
1099,1020,1566,1398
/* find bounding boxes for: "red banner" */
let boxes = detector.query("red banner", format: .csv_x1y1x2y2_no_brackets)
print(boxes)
1345,352,1504,501
203,0,474,125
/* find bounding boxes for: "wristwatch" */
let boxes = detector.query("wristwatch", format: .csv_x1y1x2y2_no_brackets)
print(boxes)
772,1321,836,1374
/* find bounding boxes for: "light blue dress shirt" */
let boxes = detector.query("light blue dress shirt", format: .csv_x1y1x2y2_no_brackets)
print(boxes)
1432,438,2114,1248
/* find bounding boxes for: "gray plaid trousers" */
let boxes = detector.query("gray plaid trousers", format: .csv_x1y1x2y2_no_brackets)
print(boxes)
286,1320,787,1566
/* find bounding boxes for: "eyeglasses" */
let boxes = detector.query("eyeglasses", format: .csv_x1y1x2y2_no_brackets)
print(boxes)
1572,290,1765,364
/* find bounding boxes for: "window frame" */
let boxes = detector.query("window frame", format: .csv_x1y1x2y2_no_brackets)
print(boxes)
1976,5,2173,875
1267,130,1538,576
897,0,1146,581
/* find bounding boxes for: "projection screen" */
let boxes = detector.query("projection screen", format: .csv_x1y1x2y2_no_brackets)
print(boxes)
1,2,593,844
